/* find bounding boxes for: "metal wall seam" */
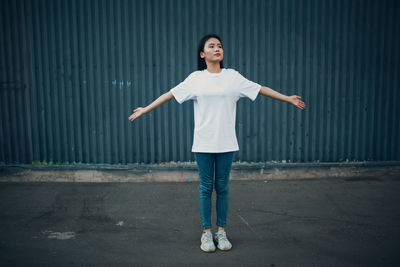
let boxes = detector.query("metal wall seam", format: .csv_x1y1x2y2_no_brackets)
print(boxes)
1,1,11,162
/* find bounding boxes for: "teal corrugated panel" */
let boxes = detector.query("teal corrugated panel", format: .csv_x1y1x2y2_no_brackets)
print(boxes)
0,0,399,164
0,0,32,164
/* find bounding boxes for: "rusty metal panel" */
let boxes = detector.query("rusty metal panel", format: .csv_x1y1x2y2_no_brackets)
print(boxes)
0,0,399,164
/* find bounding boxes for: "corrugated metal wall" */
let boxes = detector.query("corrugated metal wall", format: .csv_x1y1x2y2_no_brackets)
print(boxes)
1,0,399,165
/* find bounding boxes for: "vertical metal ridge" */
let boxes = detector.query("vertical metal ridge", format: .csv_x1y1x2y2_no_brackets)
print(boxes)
103,0,113,163
167,0,176,162
108,0,117,163
86,0,96,163
19,0,33,163
68,0,79,163
286,0,294,163
35,0,46,162
331,0,340,161
135,0,143,163
360,0,370,160
122,0,132,164
360,0,371,160
0,1,10,162
279,0,287,162
114,0,122,163
81,0,90,162
390,1,400,159
368,0,379,161
375,0,385,161
134,0,140,162
56,0,66,163
46,0,55,163
142,0,153,163
258,0,266,162
307,0,314,161
387,0,398,159
303,0,310,162
315,0,324,162
29,0,39,162
265,0,273,162
151,0,160,163
41,0,51,162
0,2,5,163
175,0,183,161
381,0,393,161
352,0,362,161
10,0,21,162
6,0,16,162
49,0,58,163
344,0,353,161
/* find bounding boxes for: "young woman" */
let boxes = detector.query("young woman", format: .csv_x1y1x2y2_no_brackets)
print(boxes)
128,34,306,253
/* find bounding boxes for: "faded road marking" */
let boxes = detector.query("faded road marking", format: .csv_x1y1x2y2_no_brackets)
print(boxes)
42,230,76,240
237,214,262,240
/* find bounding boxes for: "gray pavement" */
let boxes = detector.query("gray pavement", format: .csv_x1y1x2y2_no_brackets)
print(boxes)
0,175,399,266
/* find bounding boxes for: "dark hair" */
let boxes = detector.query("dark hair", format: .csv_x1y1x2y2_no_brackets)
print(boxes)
197,34,224,70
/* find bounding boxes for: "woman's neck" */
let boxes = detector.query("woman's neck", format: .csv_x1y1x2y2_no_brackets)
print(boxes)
206,63,222,73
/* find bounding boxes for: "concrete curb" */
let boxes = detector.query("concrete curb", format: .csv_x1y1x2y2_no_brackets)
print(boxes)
1,164,399,182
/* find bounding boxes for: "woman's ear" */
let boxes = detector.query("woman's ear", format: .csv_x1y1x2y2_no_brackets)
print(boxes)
200,52,205,58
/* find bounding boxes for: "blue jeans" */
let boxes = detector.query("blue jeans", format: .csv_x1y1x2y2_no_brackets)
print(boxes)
194,151,235,230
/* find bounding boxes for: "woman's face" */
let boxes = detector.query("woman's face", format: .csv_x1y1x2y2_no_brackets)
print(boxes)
200,37,224,64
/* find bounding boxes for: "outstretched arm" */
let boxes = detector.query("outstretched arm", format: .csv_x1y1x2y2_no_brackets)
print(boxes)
128,91,174,122
259,86,306,110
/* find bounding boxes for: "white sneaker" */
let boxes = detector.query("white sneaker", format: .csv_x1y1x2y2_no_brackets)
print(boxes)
214,230,232,251
200,231,216,252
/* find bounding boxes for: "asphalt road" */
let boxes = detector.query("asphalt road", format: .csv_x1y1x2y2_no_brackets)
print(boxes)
0,175,399,266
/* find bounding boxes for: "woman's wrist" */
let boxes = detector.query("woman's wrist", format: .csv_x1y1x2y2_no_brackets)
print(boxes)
142,105,152,114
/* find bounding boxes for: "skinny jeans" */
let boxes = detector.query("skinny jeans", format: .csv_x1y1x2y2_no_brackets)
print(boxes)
194,151,235,229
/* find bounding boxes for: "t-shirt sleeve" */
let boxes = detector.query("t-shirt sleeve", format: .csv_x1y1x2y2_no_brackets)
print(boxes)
234,70,262,101
169,73,197,104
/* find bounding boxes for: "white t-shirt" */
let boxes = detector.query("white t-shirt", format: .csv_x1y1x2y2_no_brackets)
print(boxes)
170,68,262,153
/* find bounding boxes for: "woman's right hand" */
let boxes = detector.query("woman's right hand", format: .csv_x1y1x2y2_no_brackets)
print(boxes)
128,91,173,122
128,107,146,122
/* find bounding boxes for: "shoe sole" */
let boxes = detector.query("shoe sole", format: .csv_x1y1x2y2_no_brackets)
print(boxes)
217,245,232,251
200,245,216,253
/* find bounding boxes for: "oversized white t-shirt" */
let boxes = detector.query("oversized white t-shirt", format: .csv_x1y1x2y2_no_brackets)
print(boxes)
170,68,261,153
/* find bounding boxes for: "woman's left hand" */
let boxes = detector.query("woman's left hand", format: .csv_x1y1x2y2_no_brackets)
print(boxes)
288,95,306,110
